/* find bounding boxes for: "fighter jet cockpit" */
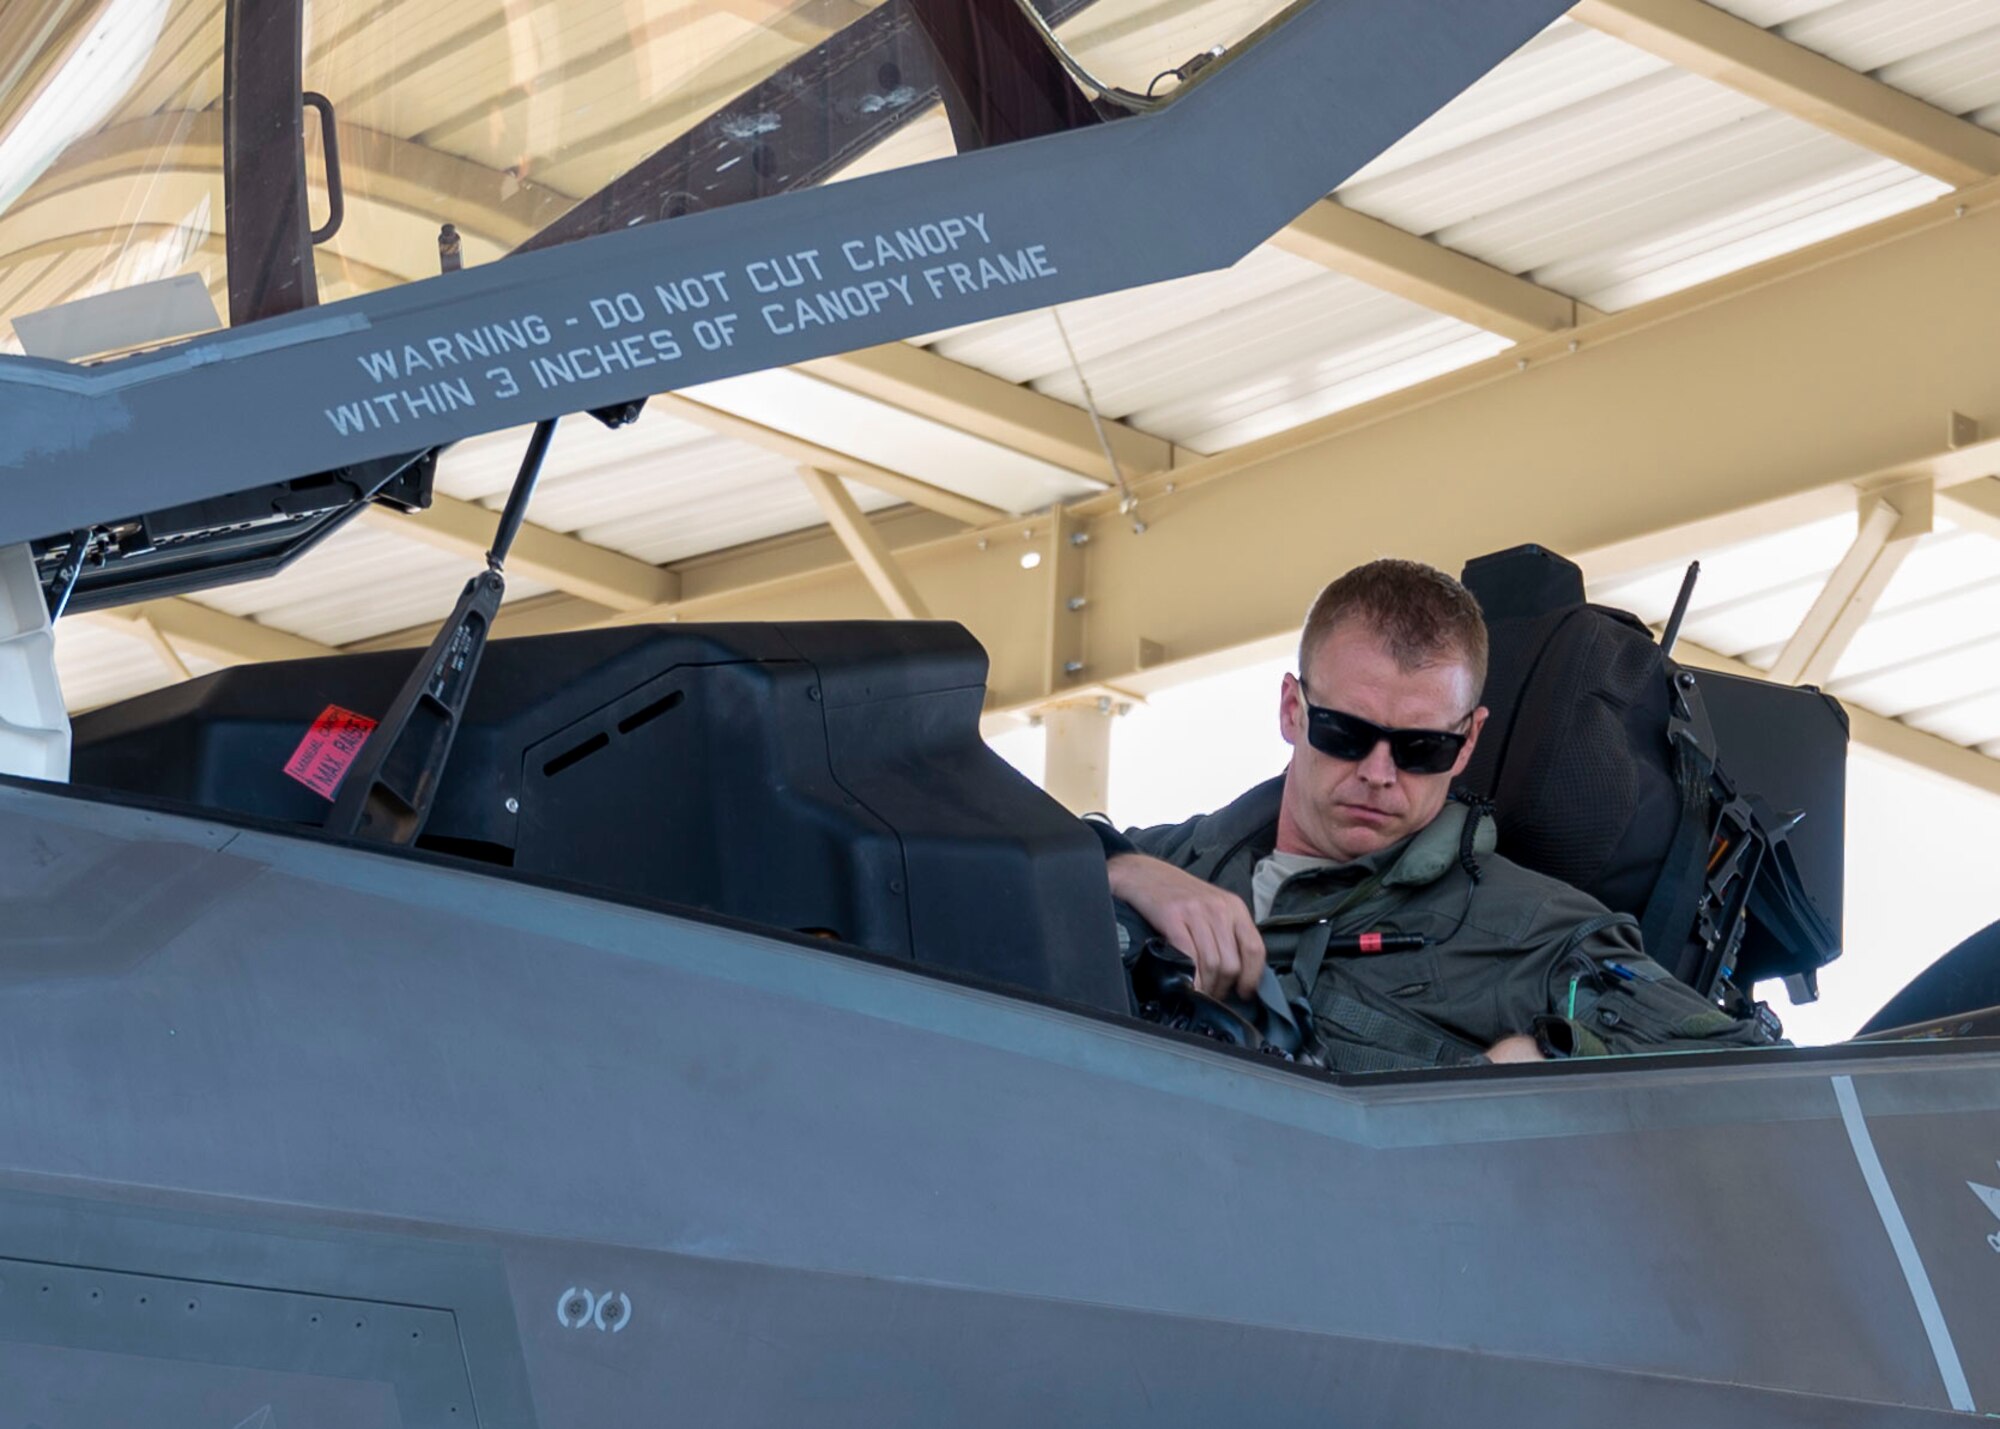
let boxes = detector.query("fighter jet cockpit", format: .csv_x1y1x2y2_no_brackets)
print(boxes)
3,0,1999,1422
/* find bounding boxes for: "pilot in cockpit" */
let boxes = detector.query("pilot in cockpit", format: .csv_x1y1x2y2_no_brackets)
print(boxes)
1089,558,1779,1071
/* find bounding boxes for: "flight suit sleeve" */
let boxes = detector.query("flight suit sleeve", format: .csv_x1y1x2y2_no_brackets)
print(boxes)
1524,899,1784,1058
1081,812,1201,864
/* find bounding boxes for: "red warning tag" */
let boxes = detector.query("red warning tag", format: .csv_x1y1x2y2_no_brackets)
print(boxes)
283,705,377,800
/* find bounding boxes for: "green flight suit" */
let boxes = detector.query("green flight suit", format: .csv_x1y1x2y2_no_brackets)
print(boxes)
1106,776,1778,1072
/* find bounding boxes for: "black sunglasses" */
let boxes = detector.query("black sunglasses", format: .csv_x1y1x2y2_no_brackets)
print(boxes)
1300,692,1470,775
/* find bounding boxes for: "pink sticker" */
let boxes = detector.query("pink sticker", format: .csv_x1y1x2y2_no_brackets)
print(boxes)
283,705,377,799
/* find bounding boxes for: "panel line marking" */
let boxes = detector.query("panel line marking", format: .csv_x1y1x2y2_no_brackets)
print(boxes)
1831,1073,1975,1413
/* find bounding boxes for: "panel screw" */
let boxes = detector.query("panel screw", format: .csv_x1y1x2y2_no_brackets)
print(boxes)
504,797,520,814
1069,531,1090,546
1064,661,1085,675
1067,597,1087,611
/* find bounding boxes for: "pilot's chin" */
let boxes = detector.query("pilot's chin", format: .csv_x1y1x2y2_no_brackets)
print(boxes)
1332,824,1397,858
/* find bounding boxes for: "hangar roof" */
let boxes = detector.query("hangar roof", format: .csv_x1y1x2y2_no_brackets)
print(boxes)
6,0,2000,789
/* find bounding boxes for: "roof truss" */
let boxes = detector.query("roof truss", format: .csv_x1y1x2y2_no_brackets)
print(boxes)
1573,0,2000,188
1273,200,1600,341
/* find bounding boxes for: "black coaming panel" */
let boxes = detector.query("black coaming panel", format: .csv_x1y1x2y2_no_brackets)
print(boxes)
68,621,1127,1011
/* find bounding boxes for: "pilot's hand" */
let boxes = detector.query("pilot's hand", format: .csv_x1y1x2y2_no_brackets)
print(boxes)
1108,853,1265,1000
1482,1034,1547,1064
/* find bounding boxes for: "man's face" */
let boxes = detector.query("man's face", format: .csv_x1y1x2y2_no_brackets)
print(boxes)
1277,621,1487,861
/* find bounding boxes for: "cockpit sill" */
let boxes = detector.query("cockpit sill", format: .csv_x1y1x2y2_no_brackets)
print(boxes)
5,769,1989,1095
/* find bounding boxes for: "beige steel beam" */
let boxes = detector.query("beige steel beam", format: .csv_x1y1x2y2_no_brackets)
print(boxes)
1572,0,2000,188
800,343,1174,483
85,600,334,667
796,467,932,620
1937,475,2000,544
652,394,1010,527
360,495,678,612
1768,481,1931,687
133,614,193,682
1274,200,1601,341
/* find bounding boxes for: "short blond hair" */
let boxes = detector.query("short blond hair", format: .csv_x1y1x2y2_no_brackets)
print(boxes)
1300,559,1488,693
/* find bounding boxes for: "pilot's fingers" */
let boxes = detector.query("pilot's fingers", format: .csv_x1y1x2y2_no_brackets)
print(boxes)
1202,909,1244,999
1178,914,1229,998
1228,906,1267,1000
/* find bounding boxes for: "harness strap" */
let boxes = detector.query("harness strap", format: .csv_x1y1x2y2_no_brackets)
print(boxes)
1275,871,1387,1003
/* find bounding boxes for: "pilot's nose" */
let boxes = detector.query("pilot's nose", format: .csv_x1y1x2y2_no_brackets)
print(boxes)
1356,737,1398,787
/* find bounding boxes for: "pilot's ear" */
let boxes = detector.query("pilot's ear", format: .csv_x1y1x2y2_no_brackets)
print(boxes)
1280,672,1305,748
1451,705,1489,777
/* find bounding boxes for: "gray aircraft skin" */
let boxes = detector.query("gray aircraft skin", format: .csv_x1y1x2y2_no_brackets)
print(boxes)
5,0,2000,1421
2,773,1998,1426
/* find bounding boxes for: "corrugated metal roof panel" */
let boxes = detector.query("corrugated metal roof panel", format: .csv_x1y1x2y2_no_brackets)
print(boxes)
1877,17,2000,119
1711,1,1843,25
1843,641,2000,719
926,244,1319,387
428,403,887,568
1340,70,1765,239
1341,19,1672,184
1436,108,1938,307
1036,269,1440,416
559,442,898,565
681,368,1102,513
1591,513,1857,622
1917,692,2000,747
1780,0,2000,77
1138,314,1509,454
190,525,554,647
55,620,183,713
435,410,714,509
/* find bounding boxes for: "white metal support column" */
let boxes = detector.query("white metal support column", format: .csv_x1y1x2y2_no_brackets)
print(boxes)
1041,697,1116,816
0,543,69,781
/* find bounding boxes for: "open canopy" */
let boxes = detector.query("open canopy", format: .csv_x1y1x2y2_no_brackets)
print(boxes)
0,0,1570,602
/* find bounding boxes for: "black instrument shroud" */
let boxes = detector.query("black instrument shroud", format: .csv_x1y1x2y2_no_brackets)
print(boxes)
70,622,1128,1015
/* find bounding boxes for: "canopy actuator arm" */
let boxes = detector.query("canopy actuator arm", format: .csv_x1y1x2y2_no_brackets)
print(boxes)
326,420,558,846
